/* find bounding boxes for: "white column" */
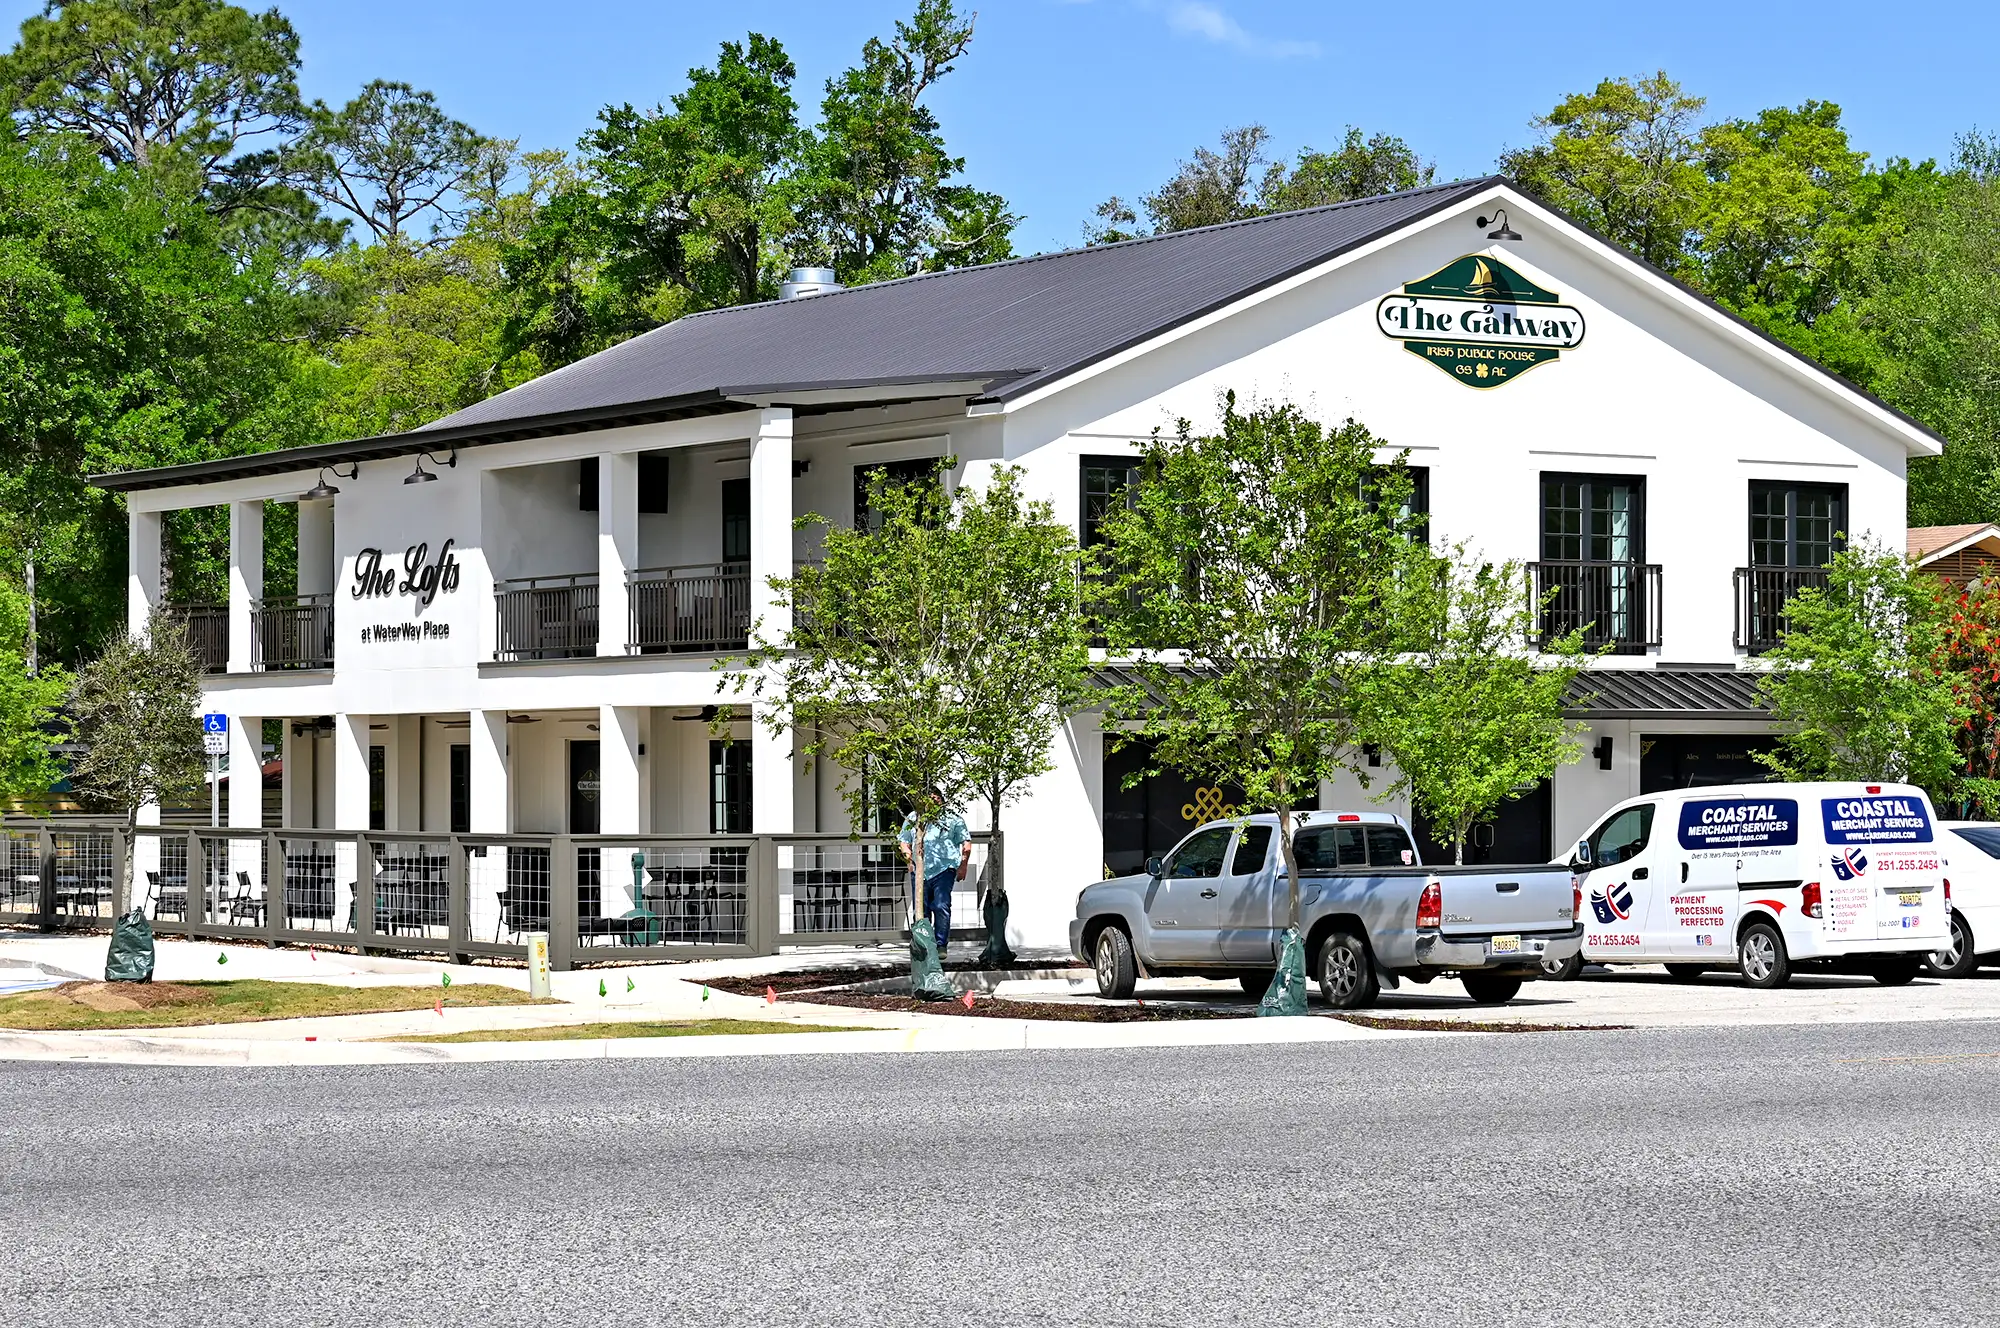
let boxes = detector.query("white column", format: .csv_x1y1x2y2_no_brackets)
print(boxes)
469,708,509,833
333,713,371,831
228,715,263,829
599,705,644,833
128,506,162,637
597,451,638,657
749,409,796,834
297,499,334,597
228,500,263,672
748,408,793,648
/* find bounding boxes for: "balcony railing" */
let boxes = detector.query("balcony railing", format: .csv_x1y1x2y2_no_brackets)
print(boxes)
1734,565,1829,654
495,573,598,661
252,593,334,670
629,562,750,654
167,605,228,673
1528,560,1663,655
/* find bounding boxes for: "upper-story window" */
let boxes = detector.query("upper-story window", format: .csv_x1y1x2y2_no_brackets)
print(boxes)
1367,465,1430,544
1749,481,1845,568
721,478,750,564
578,454,670,513
1542,473,1644,564
1535,473,1657,654
1079,454,1142,548
854,458,939,532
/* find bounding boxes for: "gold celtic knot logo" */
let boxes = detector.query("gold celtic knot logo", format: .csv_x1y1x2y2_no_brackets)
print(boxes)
1181,786,1234,822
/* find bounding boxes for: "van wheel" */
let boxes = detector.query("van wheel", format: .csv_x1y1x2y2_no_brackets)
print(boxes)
1540,953,1583,981
1872,955,1923,987
1737,921,1792,989
1316,931,1379,1009
1092,926,1137,1000
1461,973,1523,1004
1238,972,1273,996
1925,913,1977,978
1664,964,1709,982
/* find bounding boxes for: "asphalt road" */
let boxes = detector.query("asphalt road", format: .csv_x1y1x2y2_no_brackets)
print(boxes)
6,1022,2000,1327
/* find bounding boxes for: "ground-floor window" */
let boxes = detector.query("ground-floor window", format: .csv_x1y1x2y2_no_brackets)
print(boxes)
1412,779,1550,865
710,740,752,833
448,743,470,834
368,745,385,831
1101,740,1318,877
1639,734,1779,792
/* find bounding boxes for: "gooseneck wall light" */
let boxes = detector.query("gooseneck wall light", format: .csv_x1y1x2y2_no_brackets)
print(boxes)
1476,207,1522,242
299,462,357,501
403,446,459,485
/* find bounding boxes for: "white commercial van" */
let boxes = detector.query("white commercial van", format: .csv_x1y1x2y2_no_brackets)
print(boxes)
1545,781,1949,988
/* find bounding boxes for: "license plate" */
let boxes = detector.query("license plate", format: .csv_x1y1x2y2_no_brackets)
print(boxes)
1899,892,1922,908
1490,935,1521,955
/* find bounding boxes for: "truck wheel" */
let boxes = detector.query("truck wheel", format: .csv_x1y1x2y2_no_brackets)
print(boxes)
1540,953,1583,981
1872,955,1923,987
1664,964,1709,982
1737,921,1792,989
1924,913,1977,978
1238,972,1273,996
1316,931,1379,1009
1461,973,1523,1004
1092,926,1137,1000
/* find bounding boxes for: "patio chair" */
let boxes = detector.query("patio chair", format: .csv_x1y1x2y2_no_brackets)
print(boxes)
228,870,267,926
147,870,188,921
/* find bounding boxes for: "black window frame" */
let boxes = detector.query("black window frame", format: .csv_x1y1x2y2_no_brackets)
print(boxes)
1079,453,1143,549
1366,464,1431,545
1540,471,1647,565
721,476,750,564
1747,480,1846,569
854,458,941,532
579,454,670,514
448,743,470,835
367,744,386,832
709,738,752,834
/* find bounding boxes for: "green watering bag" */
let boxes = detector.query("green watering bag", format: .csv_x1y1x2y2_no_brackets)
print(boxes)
105,908,156,983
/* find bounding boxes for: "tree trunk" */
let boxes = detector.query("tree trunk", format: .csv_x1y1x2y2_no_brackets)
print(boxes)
119,807,138,918
1278,804,1301,931
979,792,1015,966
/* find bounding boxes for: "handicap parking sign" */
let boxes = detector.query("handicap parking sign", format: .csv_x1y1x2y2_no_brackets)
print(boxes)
201,713,228,756
201,714,228,734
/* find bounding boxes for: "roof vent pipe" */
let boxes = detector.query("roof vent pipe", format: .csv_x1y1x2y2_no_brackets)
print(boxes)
780,266,842,300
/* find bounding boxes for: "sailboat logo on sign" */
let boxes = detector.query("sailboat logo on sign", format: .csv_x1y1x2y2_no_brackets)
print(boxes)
1376,254,1587,388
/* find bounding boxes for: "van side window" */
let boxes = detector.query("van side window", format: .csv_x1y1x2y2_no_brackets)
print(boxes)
1231,826,1273,875
1167,826,1233,879
1588,804,1656,866
1364,825,1415,867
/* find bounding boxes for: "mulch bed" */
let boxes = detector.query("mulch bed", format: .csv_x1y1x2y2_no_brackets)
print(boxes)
775,989,1241,1021
1330,1013,1626,1033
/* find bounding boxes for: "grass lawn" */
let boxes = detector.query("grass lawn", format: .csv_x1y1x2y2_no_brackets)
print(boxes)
383,1019,867,1044
0,979,547,1031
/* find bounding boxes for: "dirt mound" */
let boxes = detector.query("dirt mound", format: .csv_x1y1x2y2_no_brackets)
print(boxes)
33,981,218,1013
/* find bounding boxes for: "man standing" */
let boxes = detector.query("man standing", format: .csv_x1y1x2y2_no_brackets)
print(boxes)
899,787,971,953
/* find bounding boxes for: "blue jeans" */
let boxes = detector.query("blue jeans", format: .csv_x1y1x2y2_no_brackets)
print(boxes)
921,868,956,951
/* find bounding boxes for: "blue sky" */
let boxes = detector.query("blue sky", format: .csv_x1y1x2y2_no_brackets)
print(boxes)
12,1,1999,253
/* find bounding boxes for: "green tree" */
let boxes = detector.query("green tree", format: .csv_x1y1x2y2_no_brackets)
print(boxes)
1754,540,1967,795
65,613,207,905
293,79,487,242
1501,71,1707,273
1090,396,1419,930
0,581,69,803
1940,575,2000,816
1349,546,1591,862
796,0,1015,281
1259,127,1435,212
951,467,1094,964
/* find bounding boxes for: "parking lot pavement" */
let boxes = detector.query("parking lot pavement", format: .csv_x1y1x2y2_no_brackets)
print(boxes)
1029,963,2000,1027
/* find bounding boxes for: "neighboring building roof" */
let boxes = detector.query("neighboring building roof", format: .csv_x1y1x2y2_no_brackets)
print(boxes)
93,173,1942,493
1909,523,2000,563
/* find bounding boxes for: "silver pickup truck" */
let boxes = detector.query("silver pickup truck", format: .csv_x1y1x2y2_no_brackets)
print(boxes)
1070,811,1584,1008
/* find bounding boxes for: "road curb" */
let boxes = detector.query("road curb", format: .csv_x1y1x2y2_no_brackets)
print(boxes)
0,1012,1435,1066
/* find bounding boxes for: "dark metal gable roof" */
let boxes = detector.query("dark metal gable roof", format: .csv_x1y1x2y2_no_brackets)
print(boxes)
418,177,1497,435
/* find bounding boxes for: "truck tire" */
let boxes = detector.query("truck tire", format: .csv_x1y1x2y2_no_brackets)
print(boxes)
1664,964,1709,982
1872,955,1923,987
1737,921,1792,989
1924,912,1977,979
1316,931,1379,1009
1092,926,1138,1000
1461,973,1523,1004
1540,952,1583,981
1238,972,1273,996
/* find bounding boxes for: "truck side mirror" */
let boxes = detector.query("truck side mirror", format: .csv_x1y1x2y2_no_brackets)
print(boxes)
1145,856,1164,879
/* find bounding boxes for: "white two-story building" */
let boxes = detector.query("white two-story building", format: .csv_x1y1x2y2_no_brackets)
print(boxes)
98,176,1941,949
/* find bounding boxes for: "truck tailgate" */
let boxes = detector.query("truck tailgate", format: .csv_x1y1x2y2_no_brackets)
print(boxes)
1435,866,1576,936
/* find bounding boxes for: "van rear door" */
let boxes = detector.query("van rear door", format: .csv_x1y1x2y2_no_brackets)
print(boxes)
1818,793,1949,946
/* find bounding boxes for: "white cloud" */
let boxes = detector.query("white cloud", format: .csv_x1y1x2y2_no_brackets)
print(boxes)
1163,2,1320,59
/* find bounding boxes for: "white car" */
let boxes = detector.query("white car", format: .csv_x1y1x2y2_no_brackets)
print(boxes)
1925,822,2000,977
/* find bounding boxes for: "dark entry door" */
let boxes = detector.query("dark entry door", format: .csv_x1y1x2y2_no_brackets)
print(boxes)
569,740,601,834
1413,780,1551,865
1639,734,1779,793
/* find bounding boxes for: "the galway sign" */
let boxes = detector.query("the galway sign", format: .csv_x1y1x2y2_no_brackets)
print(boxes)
351,540,461,643
1376,255,1585,388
